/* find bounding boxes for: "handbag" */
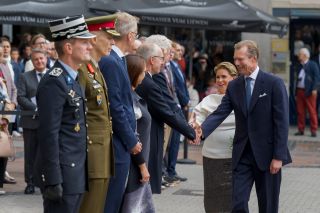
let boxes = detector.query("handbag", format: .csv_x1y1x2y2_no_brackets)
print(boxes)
0,130,15,157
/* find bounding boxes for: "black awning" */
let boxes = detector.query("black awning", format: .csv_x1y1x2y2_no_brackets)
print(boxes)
0,0,96,27
89,0,287,37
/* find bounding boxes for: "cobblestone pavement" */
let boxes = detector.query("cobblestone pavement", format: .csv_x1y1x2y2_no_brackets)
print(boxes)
0,127,320,213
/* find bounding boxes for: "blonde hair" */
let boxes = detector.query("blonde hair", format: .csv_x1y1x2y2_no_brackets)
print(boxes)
234,40,259,59
214,62,238,77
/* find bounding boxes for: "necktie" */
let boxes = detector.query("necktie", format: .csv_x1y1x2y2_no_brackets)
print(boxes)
122,57,127,70
245,77,252,109
38,73,44,82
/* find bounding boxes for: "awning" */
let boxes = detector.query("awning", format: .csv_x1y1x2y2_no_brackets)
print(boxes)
0,0,96,27
89,0,287,37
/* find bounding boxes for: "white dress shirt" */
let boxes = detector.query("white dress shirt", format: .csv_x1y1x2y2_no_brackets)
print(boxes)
246,66,260,95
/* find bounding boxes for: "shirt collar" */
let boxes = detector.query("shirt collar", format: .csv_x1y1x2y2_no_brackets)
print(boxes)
58,60,78,80
36,69,47,75
112,45,125,58
248,66,259,80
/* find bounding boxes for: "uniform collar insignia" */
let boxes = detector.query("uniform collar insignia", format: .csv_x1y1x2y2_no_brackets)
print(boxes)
66,76,73,85
49,68,63,77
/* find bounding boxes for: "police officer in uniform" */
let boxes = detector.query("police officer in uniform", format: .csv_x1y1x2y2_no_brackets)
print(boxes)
78,15,120,213
34,15,95,213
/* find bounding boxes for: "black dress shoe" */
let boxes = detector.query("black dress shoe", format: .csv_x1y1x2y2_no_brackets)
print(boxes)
311,133,317,137
174,174,188,182
4,177,16,184
24,185,35,194
294,131,304,136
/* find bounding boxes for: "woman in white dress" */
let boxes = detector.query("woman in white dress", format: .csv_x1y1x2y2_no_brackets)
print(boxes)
191,62,238,213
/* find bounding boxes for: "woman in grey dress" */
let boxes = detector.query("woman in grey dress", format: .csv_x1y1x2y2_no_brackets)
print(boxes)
121,54,155,213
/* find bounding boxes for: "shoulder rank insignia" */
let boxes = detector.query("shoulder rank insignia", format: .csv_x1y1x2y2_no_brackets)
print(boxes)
49,68,63,77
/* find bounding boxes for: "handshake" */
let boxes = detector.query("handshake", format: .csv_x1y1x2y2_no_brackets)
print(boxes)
188,113,203,145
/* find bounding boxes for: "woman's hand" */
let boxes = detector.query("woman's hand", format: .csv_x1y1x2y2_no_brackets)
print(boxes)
0,118,9,133
139,163,150,183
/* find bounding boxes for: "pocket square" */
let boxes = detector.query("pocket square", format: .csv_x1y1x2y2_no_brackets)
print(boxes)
259,93,267,98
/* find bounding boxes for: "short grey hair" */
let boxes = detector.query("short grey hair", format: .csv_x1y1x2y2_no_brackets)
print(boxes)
137,43,162,61
31,48,47,56
115,12,139,36
299,47,310,58
234,40,259,59
145,35,172,50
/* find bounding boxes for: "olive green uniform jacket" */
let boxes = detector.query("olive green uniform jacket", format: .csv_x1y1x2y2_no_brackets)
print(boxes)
78,59,114,179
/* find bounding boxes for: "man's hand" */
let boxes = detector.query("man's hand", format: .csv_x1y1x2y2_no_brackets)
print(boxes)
131,142,142,155
312,90,317,96
43,184,63,201
270,159,282,174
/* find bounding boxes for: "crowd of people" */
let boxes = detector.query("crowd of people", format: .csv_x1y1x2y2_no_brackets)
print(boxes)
0,10,297,213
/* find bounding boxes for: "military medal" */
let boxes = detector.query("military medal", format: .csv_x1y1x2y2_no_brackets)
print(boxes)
87,64,95,74
68,89,75,98
96,94,102,105
74,123,80,132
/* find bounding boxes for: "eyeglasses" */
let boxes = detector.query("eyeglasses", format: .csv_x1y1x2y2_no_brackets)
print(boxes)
131,32,139,39
35,42,46,46
152,56,164,61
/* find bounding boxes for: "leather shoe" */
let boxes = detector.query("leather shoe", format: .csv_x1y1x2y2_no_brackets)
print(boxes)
294,131,304,136
174,174,188,182
24,185,35,194
4,177,16,184
311,133,317,137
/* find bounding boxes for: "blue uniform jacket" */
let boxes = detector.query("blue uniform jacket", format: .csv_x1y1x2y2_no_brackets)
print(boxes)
35,61,87,195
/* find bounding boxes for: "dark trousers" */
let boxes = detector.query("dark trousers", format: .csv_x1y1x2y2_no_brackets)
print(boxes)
23,128,38,185
43,194,83,213
0,157,7,188
104,162,129,213
167,130,181,176
232,144,281,213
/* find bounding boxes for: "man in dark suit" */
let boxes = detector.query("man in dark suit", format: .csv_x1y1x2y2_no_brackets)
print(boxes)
167,42,191,181
195,40,292,212
99,12,142,213
34,15,95,213
136,43,196,194
17,48,47,194
295,48,320,137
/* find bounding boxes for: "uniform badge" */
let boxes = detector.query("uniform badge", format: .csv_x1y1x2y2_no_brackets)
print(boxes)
96,94,102,105
88,73,94,79
49,68,63,77
74,123,80,132
68,89,75,98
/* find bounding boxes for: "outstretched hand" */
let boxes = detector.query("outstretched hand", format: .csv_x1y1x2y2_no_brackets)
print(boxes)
188,113,202,145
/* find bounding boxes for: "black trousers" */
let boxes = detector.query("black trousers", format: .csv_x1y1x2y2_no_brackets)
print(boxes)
43,194,83,213
232,144,281,213
23,128,38,185
0,157,7,188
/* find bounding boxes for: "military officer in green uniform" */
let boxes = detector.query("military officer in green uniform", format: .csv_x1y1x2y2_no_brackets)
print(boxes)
78,14,120,213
